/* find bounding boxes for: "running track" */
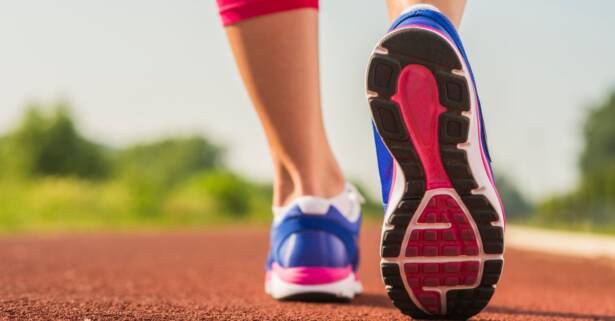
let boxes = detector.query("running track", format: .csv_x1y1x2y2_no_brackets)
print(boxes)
0,227,614,320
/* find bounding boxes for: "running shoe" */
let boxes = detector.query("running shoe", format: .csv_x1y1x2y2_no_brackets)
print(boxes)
366,5,505,319
265,183,364,301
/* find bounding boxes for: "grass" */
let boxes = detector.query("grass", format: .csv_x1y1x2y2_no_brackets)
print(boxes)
0,175,387,235
1,176,614,237
0,176,271,234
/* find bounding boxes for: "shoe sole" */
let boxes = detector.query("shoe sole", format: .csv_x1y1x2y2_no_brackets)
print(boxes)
366,26,505,319
265,271,363,302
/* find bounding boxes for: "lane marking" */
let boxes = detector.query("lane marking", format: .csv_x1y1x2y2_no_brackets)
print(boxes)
506,225,615,259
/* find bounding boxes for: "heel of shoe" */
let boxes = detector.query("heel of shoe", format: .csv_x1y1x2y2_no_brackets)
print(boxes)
265,266,362,301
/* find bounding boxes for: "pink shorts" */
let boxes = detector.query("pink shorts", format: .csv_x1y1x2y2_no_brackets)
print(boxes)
217,0,319,26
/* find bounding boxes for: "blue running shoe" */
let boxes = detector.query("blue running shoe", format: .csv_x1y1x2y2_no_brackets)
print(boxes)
265,183,364,301
366,5,505,319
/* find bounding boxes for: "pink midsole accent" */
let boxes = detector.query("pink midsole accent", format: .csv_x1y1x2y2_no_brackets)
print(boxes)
393,64,452,189
270,263,352,285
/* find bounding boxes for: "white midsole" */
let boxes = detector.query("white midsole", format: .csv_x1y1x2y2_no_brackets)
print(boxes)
265,272,363,300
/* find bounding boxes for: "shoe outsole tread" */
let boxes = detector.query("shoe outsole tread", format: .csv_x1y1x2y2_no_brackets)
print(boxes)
368,27,504,320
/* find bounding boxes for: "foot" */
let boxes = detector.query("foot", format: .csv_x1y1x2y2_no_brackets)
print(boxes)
366,6,505,319
265,183,364,301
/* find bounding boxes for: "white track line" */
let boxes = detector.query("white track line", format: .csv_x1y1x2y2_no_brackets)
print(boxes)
506,225,615,259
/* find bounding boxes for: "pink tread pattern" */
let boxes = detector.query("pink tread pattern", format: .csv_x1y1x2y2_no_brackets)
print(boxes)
406,195,479,258
403,260,480,314
392,64,452,190
393,63,482,314
403,195,480,314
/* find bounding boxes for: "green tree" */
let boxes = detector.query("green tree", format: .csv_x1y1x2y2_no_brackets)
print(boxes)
494,174,532,219
193,170,254,216
116,136,223,186
577,90,615,207
115,136,223,214
579,91,615,175
538,89,615,227
0,102,108,179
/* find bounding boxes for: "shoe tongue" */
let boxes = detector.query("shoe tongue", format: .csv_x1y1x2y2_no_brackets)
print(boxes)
272,183,364,223
272,196,329,224
330,183,364,222
401,3,440,15
296,196,331,214
273,196,330,220
329,189,352,218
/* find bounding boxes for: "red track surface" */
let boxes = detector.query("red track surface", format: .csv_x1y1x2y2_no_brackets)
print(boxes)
0,227,614,320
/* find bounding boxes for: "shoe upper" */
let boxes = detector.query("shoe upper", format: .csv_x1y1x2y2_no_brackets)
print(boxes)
372,7,493,208
266,184,363,272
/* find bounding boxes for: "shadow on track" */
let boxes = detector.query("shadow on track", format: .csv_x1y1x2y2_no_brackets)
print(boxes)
350,293,395,309
484,306,615,321
349,295,615,320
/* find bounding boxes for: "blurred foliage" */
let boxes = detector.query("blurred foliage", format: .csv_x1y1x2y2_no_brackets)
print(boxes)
113,136,223,215
536,89,615,231
494,174,532,220
164,170,272,218
0,103,272,233
579,91,615,174
116,136,222,186
5,94,613,234
0,101,536,233
0,102,109,179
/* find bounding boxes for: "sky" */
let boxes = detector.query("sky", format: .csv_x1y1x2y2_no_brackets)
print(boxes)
0,1,614,200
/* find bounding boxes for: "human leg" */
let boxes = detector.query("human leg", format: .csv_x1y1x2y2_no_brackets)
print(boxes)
220,4,344,207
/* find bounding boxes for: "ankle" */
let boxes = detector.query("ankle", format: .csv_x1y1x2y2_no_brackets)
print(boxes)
273,177,295,206
293,171,345,199
273,167,345,207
